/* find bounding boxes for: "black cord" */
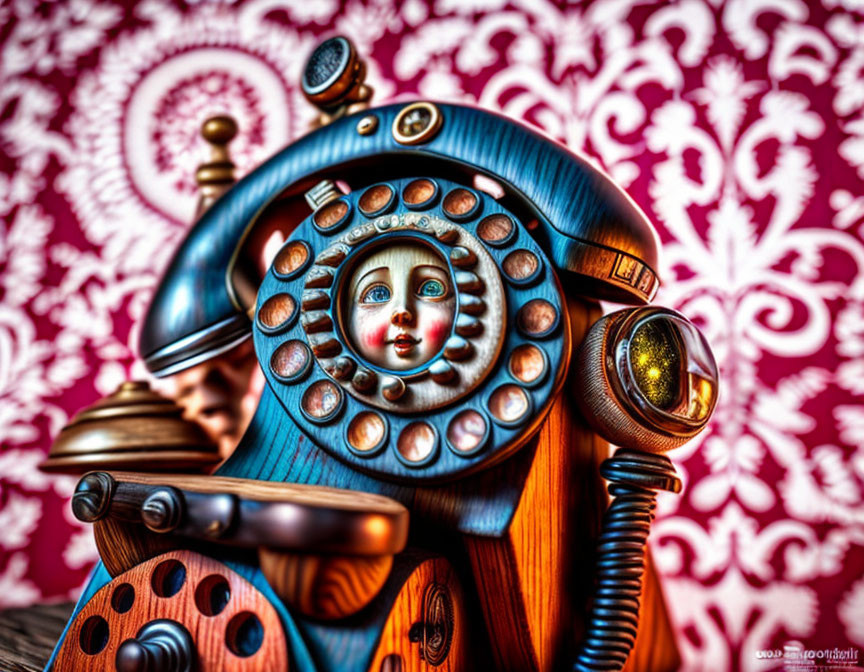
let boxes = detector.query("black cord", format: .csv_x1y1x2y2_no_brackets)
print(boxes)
573,450,681,672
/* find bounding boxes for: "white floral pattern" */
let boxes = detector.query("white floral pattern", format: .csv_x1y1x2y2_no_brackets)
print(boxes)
1,1,862,670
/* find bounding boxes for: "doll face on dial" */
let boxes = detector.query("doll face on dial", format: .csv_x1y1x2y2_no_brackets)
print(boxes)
346,242,455,371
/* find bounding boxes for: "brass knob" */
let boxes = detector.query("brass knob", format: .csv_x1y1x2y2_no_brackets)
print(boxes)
195,115,238,216
201,115,237,145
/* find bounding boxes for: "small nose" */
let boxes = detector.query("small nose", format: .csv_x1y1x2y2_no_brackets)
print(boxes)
391,305,414,327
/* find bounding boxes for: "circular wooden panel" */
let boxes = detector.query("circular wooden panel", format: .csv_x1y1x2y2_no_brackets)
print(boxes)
54,550,288,671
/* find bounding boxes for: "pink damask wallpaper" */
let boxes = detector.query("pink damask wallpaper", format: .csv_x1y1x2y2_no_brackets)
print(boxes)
1,1,863,670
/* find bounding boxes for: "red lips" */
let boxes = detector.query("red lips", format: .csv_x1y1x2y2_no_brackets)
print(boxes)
391,333,418,356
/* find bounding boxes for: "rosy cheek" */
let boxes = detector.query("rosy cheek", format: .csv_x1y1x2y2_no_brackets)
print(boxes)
423,319,449,348
362,321,389,350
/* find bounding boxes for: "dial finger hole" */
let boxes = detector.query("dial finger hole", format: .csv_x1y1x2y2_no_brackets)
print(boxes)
271,340,312,383
442,188,479,220
502,249,541,285
346,412,388,456
516,299,559,338
476,213,515,246
273,240,311,278
446,409,489,456
402,179,439,209
509,344,548,387
78,615,109,655
258,293,297,333
488,384,532,426
314,199,351,233
359,184,395,216
396,422,438,466
301,380,344,423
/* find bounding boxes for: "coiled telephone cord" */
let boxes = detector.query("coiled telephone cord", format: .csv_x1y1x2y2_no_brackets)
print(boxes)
573,450,681,672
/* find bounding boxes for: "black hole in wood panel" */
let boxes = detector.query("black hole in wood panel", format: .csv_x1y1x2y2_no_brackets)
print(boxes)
226,611,264,657
111,583,135,614
151,559,186,598
78,615,109,655
195,574,231,616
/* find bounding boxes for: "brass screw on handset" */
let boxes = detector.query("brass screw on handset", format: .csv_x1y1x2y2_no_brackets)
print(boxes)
195,115,238,218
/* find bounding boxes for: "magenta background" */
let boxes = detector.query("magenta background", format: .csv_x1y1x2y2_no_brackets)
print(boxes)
1,1,864,671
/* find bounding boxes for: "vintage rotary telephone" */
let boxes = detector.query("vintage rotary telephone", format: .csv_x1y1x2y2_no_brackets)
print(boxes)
47,37,718,672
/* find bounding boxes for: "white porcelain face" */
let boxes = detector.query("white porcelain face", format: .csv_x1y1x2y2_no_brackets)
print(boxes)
345,242,455,371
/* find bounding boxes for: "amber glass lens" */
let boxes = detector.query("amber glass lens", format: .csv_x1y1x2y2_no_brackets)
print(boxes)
629,319,682,411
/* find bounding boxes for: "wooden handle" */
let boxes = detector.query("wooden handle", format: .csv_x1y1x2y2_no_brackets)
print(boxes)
73,471,409,557
258,549,393,620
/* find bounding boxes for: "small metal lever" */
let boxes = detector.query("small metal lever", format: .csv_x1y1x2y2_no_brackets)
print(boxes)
115,620,194,672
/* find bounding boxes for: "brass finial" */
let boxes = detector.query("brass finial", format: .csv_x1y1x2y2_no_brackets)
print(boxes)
302,36,373,129
195,115,238,217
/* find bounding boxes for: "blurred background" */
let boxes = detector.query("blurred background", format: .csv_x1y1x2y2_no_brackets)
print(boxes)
1,1,863,670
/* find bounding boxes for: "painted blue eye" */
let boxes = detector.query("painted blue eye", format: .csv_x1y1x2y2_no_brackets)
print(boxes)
418,279,446,298
362,284,391,304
